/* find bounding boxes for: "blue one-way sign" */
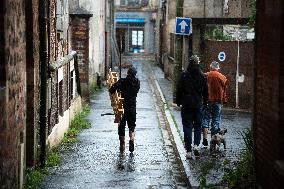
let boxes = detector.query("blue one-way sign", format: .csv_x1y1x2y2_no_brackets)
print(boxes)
175,17,192,35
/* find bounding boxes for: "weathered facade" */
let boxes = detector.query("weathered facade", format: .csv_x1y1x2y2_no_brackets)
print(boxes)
46,0,82,149
0,1,27,188
70,13,93,98
254,0,284,188
69,0,109,86
0,0,83,188
157,0,252,108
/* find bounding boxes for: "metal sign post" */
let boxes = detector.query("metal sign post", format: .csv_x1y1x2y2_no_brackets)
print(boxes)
236,30,240,108
119,34,122,79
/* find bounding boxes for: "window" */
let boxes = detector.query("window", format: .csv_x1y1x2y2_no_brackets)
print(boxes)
120,0,145,7
58,80,63,117
120,0,126,6
127,0,140,7
130,29,144,53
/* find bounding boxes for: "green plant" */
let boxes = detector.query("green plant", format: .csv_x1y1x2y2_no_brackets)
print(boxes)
223,128,255,188
198,158,219,188
25,105,91,188
46,152,61,167
70,106,91,130
206,27,232,41
24,168,48,189
248,0,256,28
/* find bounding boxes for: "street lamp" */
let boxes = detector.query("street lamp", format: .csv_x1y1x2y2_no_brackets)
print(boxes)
119,33,123,79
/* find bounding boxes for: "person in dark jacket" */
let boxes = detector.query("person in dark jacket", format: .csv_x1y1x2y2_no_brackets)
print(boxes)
176,55,208,159
109,66,140,153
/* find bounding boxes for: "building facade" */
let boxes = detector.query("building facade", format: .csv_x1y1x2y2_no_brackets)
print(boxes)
254,0,284,188
114,0,159,54
69,0,109,87
0,0,86,188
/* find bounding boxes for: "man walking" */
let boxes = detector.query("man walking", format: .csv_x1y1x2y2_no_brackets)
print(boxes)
109,66,140,153
202,61,228,147
176,55,208,159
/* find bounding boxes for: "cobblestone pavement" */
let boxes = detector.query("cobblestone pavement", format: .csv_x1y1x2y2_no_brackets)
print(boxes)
40,59,188,189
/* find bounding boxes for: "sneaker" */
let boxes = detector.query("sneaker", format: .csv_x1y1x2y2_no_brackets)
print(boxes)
193,145,200,157
129,140,134,152
186,152,192,159
202,138,208,147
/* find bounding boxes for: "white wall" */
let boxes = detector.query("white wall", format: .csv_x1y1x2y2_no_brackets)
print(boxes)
47,96,82,149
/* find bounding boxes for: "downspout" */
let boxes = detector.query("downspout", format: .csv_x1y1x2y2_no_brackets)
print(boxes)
39,0,48,168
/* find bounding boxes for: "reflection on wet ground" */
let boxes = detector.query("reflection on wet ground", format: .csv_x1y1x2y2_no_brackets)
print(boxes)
40,61,185,189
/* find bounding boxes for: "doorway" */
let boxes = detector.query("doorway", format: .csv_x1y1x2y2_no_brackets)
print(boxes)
129,29,144,53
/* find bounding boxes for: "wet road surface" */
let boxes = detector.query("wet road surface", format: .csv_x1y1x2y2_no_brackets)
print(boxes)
40,55,252,188
40,60,188,189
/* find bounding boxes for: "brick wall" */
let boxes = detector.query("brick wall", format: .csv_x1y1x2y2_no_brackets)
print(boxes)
0,0,27,188
70,15,91,99
204,40,254,109
254,0,284,188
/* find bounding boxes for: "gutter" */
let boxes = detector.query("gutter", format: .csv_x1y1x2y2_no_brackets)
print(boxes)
39,0,48,168
49,51,81,95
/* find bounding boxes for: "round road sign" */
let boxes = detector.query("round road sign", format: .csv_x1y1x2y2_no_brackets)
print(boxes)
218,52,226,62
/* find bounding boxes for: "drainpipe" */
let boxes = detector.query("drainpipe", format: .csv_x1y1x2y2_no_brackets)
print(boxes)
173,0,184,103
39,0,48,168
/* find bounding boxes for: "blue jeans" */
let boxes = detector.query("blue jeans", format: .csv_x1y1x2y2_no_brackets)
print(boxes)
181,107,202,152
202,102,222,136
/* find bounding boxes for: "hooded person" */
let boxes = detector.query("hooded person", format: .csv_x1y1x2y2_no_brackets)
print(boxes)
176,55,208,159
109,66,140,152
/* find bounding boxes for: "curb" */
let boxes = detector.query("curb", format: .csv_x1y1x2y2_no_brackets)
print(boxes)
153,78,199,188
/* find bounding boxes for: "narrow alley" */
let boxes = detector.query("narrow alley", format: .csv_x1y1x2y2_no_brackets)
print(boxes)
39,56,252,188
1,0,284,188
39,59,188,189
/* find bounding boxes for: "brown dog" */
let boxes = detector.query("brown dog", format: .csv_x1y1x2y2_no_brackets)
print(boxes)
210,129,227,151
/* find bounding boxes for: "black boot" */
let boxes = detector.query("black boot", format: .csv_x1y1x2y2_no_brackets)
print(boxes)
119,136,125,152
202,138,208,147
129,140,134,152
129,132,135,152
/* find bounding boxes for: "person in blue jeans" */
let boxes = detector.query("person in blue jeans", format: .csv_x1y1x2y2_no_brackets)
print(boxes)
202,61,228,147
176,55,208,159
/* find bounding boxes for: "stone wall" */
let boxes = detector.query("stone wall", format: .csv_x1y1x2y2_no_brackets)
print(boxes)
254,0,284,188
0,0,27,188
184,0,251,18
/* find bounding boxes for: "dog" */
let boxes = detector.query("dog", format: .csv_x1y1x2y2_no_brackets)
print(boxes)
210,129,227,151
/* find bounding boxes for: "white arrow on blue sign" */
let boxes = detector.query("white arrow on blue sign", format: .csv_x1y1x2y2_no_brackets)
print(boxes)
175,17,192,35
218,52,226,62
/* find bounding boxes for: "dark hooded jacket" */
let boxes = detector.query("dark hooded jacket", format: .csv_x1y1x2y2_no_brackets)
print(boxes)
176,63,208,108
109,74,140,111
